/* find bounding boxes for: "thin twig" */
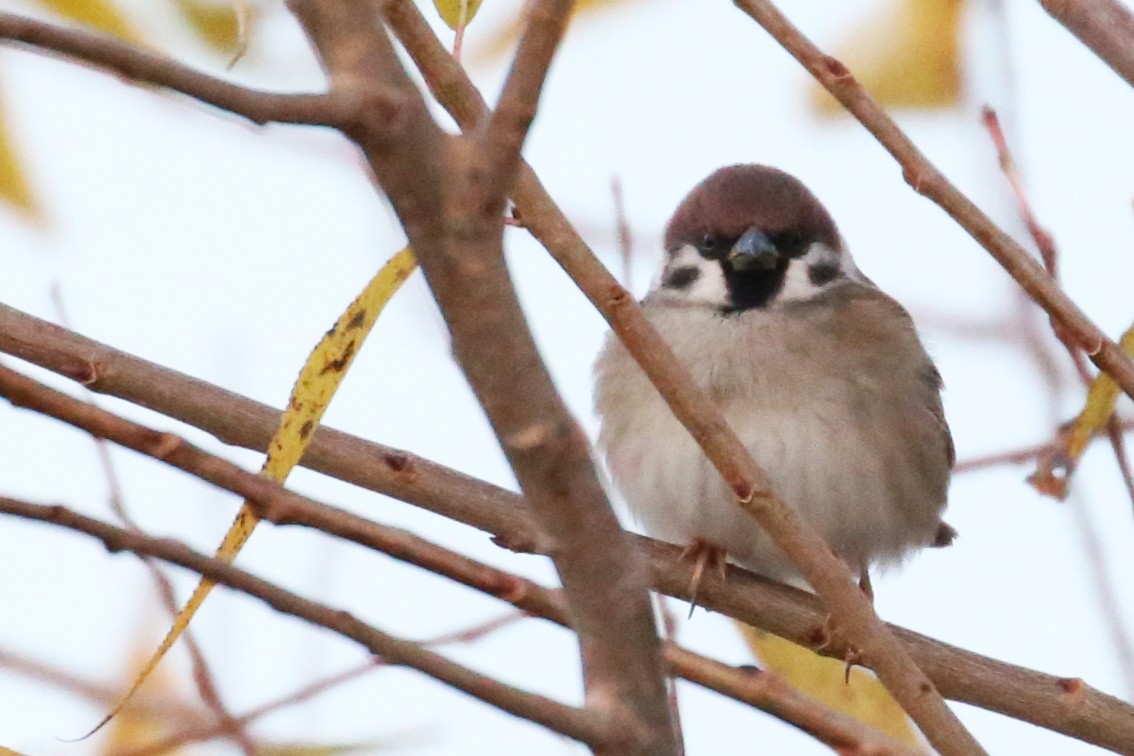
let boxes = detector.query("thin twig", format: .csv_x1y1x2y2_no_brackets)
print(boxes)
981,106,1092,383
2,305,1130,753
611,177,634,289
122,614,524,756
0,12,339,126
48,285,254,755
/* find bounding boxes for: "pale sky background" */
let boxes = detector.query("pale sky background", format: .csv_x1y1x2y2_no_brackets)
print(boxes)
1,0,1134,754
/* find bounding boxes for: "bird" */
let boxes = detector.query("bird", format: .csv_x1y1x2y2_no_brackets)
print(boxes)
593,164,954,598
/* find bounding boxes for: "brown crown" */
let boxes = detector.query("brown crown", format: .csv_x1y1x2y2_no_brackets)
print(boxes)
664,165,842,252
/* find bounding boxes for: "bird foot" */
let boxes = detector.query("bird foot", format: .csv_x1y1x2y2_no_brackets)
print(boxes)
679,539,727,617
813,569,875,680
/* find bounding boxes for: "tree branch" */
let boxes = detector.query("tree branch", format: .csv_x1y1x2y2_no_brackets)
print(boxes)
1039,0,1134,90
0,496,611,748
0,12,339,126
287,2,677,752
478,0,572,201
0,363,917,754
731,0,1134,405
382,3,977,752
3,305,1131,753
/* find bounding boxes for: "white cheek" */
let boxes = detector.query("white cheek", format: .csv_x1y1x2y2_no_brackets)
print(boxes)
778,242,863,302
654,244,729,307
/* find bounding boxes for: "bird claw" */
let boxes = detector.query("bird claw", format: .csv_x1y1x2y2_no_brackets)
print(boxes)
679,539,727,617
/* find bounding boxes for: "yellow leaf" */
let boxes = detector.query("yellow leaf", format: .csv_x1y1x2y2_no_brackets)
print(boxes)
0,747,31,756
1029,324,1134,498
86,248,418,735
34,0,142,44
0,89,42,222
433,0,484,31
174,0,243,55
737,622,921,745
810,0,964,115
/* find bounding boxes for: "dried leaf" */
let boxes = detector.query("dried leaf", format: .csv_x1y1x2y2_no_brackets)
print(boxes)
34,0,142,43
433,0,485,31
1029,324,1134,498
0,747,31,756
87,248,418,735
737,622,921,745
810,0,964,115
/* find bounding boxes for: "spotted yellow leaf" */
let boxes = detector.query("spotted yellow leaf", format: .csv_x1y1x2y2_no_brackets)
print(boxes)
85,247,418,735
35,0,141,44
1029,324,1134,498
737,623,921,746
811,0,963,115
433,0,484,31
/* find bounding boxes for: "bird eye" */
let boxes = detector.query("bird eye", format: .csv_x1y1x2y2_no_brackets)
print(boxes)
696,233,722,259
769,231,806,257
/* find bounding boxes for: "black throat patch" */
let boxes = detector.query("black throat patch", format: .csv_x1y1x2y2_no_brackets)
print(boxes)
718,257,790,313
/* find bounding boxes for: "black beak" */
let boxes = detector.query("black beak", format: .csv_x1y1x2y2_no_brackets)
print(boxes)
728,228,780,271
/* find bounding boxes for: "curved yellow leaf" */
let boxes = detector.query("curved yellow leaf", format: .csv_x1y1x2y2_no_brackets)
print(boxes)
85,248,418,736
810,0,964,115
1029,324,1134,498
35,0,141,44
433,0,484,31
737,622,921,745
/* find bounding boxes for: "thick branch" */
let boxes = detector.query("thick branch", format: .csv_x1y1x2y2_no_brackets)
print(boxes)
288,2,677,752
382,3,976,752
1039,0,1134,89
0,363,915,754
0,12,338,126
0,497,610,748
731,0,1134,405
3,306,1131,753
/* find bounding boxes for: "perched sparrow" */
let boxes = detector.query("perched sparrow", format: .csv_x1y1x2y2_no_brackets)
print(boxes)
594,165,953,590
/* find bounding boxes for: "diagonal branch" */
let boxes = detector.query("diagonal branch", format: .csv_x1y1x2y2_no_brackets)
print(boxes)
0,361,918,755
382,3,977,752
731,0,1134,404
2,303,1133,753
0,12,339,126
478,0,572,201
287,2,677,752
1039,0,1134,90
0,496,611,749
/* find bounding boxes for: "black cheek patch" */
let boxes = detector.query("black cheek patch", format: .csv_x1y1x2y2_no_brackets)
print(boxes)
807,261,840,286
663,266,701,290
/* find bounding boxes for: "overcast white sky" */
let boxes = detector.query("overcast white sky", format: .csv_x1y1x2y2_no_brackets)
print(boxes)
1,0,1134,754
